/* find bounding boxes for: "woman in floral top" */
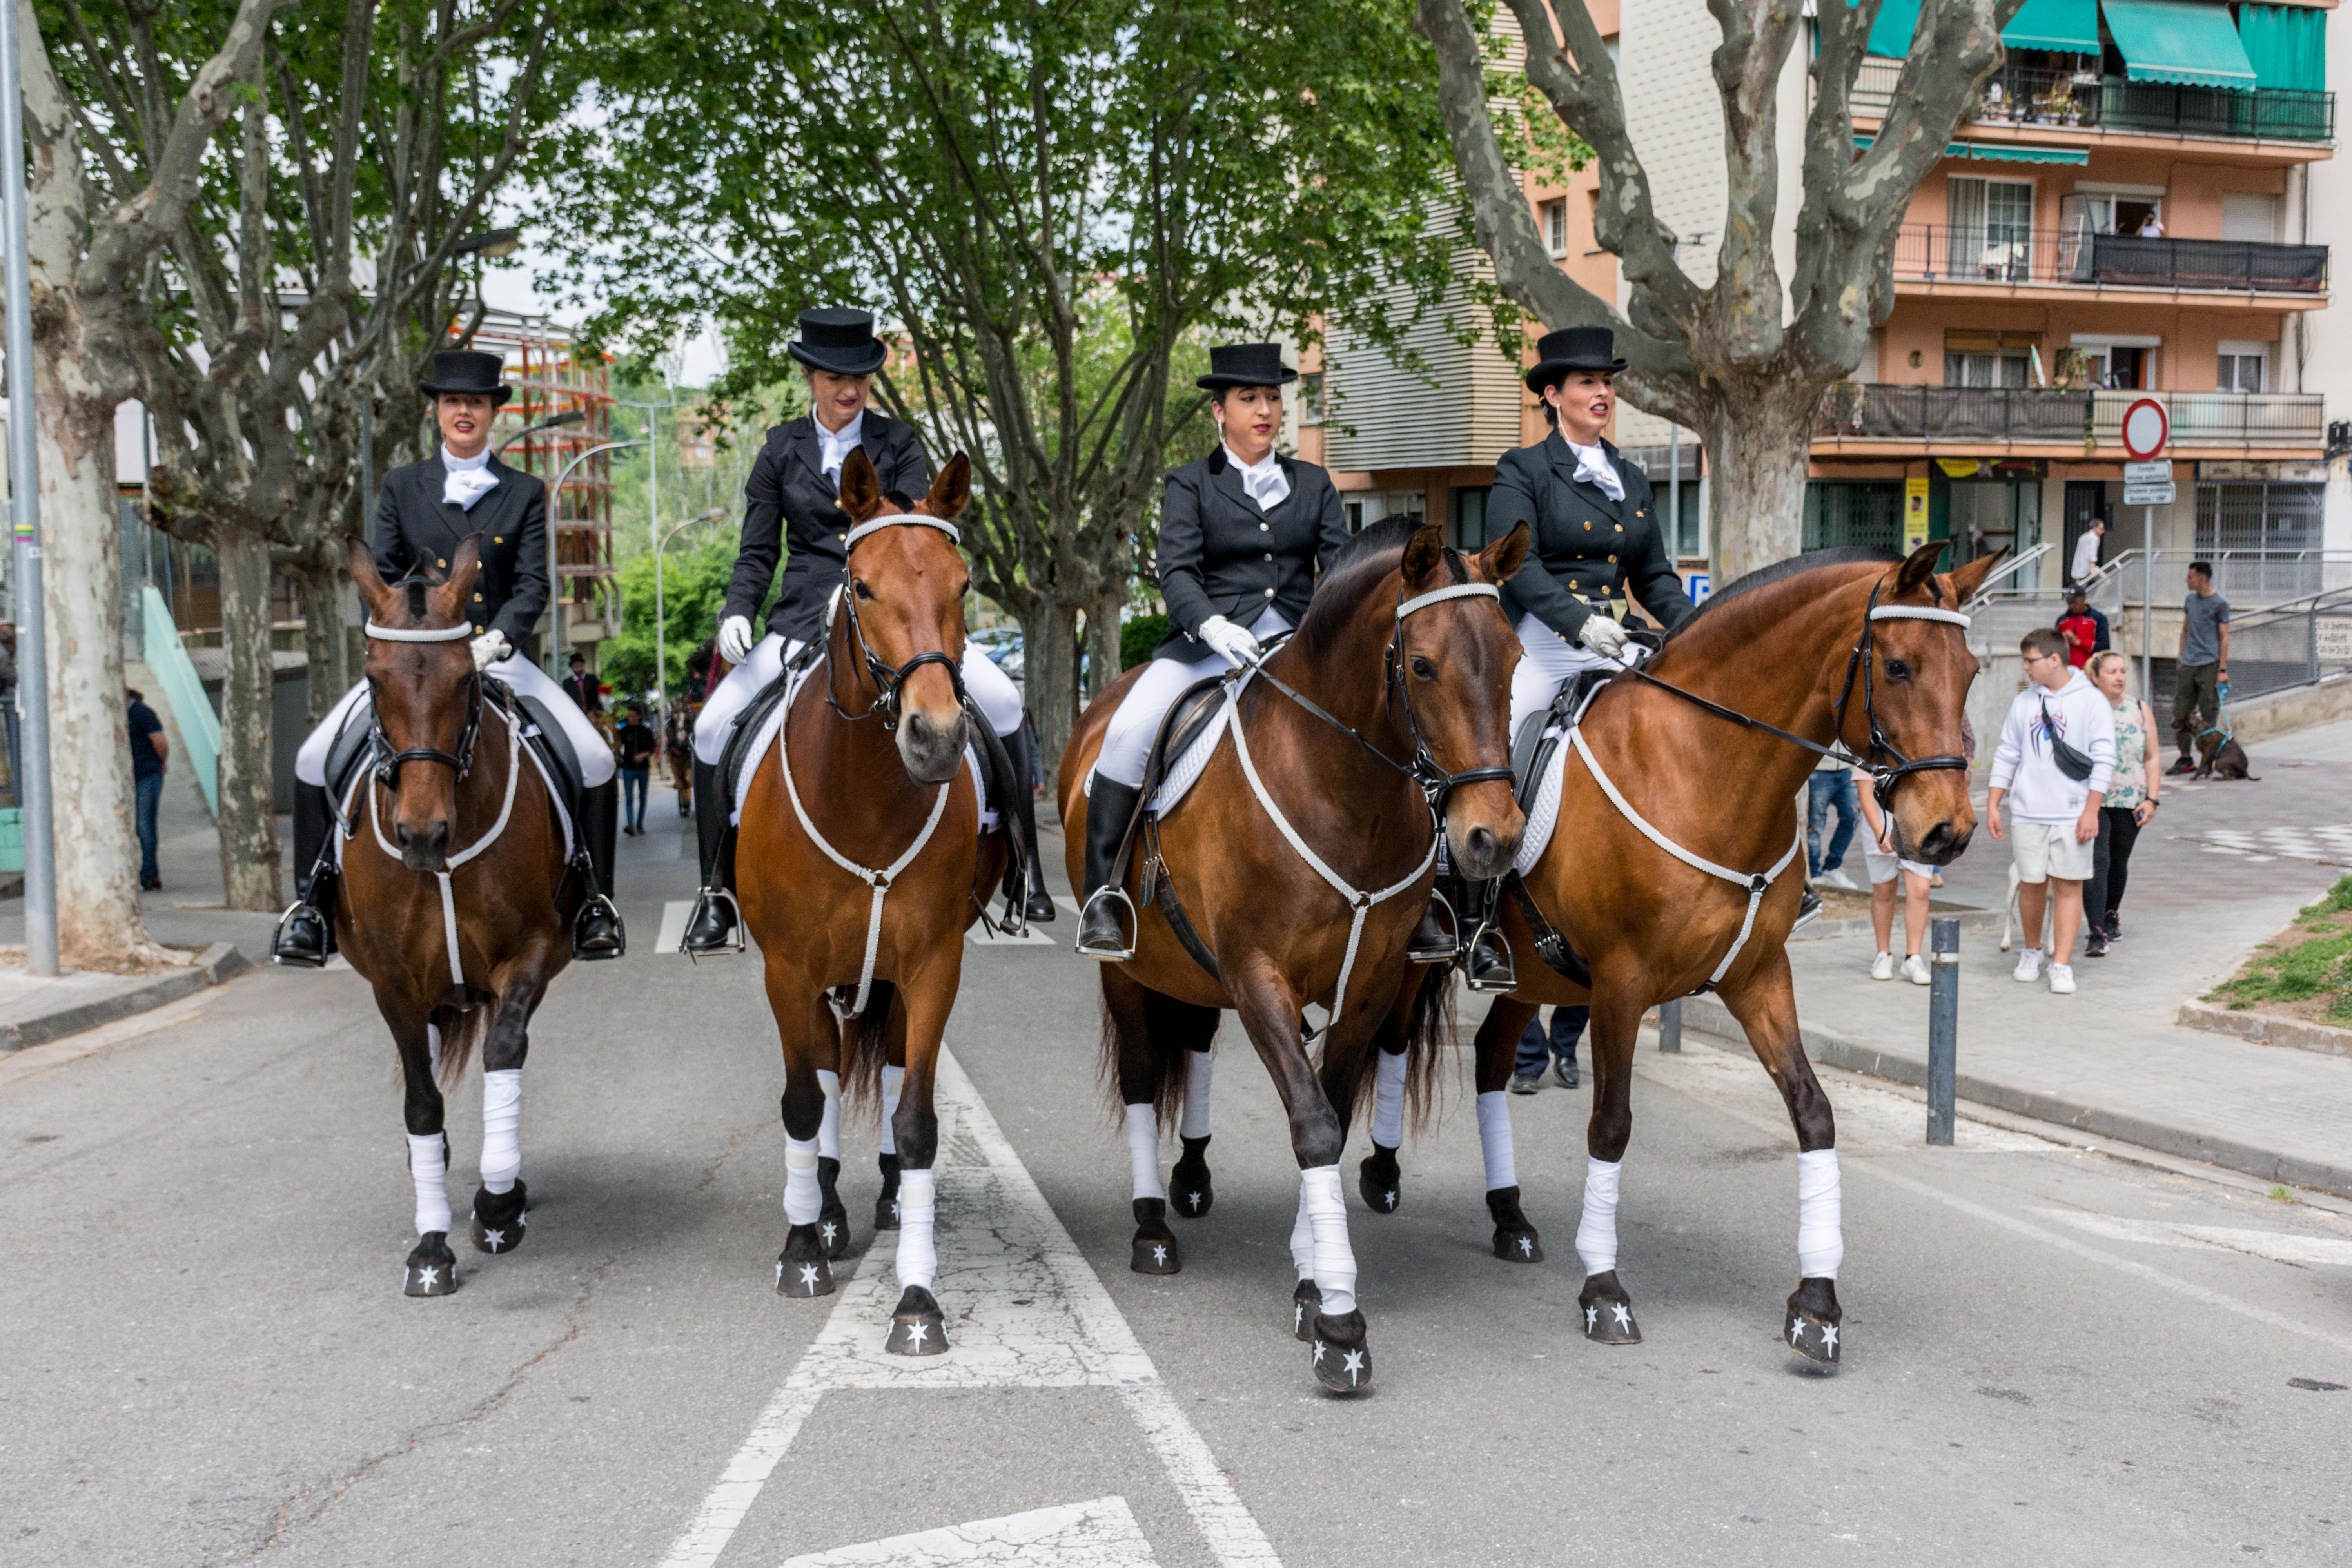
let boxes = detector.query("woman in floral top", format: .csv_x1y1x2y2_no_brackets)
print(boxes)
2084,651,2161,957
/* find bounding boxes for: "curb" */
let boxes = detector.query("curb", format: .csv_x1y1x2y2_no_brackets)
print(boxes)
2175,1000,2352,1060
1677,992,2352,1201
0,941,252,1055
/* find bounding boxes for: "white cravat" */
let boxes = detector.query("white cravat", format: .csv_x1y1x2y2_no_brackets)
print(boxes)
817,410,866,487
441,445,499,512
1567,439,1624,501
1225,445,1290,512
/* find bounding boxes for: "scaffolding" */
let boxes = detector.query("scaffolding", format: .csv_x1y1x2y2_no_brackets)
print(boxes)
468,307,617,666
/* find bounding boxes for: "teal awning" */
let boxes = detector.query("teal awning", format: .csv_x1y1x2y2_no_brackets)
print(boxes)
2238,4,2327,92
1864,0,2101,60
1854,135,2091,165
2002,0,2101,53
2102,0,2259,89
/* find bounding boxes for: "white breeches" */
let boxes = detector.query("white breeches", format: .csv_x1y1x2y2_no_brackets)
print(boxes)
693,632,1023,766
1508,614,1617,740
1093,607,1291,789
297,656,616,788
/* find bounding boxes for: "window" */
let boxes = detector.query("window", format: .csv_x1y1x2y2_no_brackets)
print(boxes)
1948,176,2034,280
1449,486,1490,551
1942,330,2037,388
2195,483,2321,555
2221,193,2279,244
1803,482,1904,554
1298,372,1326,426
2216,344,2268,393
2070,336,2156,390
1542,198,1568,256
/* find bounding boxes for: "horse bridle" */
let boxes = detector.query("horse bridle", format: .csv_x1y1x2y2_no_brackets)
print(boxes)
1241,558,1515,815
825,512,970,733
363,619,486,786
1620,575,1973,812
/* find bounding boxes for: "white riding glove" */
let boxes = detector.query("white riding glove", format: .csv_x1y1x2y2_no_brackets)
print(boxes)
1196,614,1262,665
717,614,756,665
469,630,511,671
1576,615,1629,660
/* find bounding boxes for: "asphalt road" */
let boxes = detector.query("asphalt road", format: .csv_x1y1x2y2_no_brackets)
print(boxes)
6,798,2352,1567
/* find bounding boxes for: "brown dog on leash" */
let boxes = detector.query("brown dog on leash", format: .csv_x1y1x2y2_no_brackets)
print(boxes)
2194,728,2259,780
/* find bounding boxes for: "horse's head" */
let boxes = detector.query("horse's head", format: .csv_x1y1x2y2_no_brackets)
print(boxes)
1397,519,1530,881
835,447,974,786
1850,540,2004,865
348,534,483,873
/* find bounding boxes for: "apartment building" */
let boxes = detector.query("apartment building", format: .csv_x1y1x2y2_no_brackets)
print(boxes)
1318,0,2348,613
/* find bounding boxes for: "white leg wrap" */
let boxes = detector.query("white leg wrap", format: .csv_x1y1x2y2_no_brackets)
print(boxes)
1124,1103,1165,1201
783,1135,822,1225
1575,1156,1623,1275
479,1069,522,1196
1300,1165,1357,1316
815,1069,842,1161
1370,1049,1407,1149
1797,1148,1845,1280
1178,1051,1214,1140
1476,1089,1517,1192
879,1064,904,1156
407,1132,452,1236
895,1168,938,1292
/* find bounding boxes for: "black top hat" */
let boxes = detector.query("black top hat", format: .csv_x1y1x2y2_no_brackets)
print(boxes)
1197,343,1299,391
789,307,889,377
1524,325,1627,392
417,348,513,405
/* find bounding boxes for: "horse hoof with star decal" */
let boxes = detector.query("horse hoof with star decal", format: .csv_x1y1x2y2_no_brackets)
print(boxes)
1579,1271,1642,1345
470,1181,528,1255
1130,1197,1181,1274
777,1223,835,1298
404,1232,458,1296
1784,1277,1842,1366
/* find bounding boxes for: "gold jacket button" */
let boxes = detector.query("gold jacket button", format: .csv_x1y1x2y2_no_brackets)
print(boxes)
1264,587,1276,597
1608,554,1617,563
1583,521,1592,530
474,592,485,601
437,557,447,567
1617,523,1626,531
494,535,504,543
1259,523,1269,532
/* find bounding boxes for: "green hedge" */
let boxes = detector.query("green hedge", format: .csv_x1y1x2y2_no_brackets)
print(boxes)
1121,614,1171,670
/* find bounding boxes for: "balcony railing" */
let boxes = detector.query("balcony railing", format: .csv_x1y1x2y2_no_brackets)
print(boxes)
1851,58,2336,142
1816,385,2325,446
1894,224,2328,294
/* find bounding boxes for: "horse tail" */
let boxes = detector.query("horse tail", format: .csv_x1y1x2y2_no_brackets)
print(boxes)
842,980,897,1109
430,1000,492,1092
1097,982,1216,1127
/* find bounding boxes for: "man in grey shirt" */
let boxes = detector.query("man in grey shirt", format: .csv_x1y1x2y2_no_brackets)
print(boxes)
2170,560,2230,773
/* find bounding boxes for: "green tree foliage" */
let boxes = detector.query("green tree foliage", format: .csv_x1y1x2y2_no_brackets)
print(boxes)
596,538,755,702
1120,616,1171,672
541,0,1464,772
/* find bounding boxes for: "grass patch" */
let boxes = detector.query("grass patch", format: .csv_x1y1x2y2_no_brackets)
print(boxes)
2205,876,2352,1026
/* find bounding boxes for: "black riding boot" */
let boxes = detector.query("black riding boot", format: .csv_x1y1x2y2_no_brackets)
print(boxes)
1460,875,1517,993
1000,718,1056,924
272,781,339,968
682,758,740,954
571,780,626,960
1406,885,1457,964
1076,779,1143,960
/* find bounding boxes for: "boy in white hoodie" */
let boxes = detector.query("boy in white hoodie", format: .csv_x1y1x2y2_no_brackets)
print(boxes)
1987,627,2116,993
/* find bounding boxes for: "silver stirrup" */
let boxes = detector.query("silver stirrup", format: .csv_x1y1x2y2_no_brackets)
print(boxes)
1075,886,1138,962
1461,922,1518,995
680,886,746,958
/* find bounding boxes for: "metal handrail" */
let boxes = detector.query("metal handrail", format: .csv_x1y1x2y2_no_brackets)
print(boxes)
1961,541,2053,608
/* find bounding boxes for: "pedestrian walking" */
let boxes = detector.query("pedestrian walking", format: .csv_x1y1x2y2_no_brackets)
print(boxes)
2082,650,2160,958
0,623,17,805
2069,517,2106,585
1508,1005,1587,1093
2169,561,2229,774
1855,762,1934,984
1807,750,1862,890
1987,628,2116,994
563,653,604,713
617,703,656,836
126,687,169,891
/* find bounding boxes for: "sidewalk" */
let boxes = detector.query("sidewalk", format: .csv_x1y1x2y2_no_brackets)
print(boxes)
1686,715,2352,1197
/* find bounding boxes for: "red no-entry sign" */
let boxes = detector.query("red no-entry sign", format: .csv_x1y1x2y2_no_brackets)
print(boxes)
2121,397,2169,461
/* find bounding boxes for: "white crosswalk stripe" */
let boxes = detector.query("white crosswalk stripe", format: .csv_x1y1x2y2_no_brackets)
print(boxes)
2196,824,2352,867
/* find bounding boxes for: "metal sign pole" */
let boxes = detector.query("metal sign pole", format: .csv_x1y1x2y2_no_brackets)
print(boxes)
2142,504,2155,706
2,0,58,977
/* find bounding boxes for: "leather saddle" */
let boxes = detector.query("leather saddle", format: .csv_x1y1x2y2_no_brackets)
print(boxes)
1499,667,1617,989
1105,673,1236,981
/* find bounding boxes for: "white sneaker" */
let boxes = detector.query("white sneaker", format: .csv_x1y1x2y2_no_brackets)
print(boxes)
1820,868,1862,892
2013,949,2044,983
1903,953,1933,986
2047,963,2077,995
1870,951,1895,981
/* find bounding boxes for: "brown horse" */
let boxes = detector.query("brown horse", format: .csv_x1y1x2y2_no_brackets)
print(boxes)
1365,541,1999,1366
1059,517,1530,1393
338,535,580,1297
735,449,1005,1355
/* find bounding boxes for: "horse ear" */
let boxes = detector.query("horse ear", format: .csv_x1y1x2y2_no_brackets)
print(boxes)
1945,546,2007,603
430,535,485,623
1401,521,1446,588
1478,520,1530,585
347,534,397,621
837,448,882,520
922,452,972,521
1895,537,1949,598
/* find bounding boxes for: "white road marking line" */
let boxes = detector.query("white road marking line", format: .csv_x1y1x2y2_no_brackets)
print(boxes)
657,900,695,953
2033,1209,2352,1267
657,1045,1278,1568
1054,894,1082,916
778,1495,1155,1567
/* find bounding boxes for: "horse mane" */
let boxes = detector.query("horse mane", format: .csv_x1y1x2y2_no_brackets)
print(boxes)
1657,546,1898,648
1289,517,1462,662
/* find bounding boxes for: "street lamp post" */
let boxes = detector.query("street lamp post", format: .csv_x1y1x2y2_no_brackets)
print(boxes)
542,439,647,675
653,509,724,732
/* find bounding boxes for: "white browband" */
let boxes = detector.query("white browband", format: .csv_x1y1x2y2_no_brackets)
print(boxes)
1398,582,1502,619
1871,605,1971,628
365,621,475,643
844,513,961,551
